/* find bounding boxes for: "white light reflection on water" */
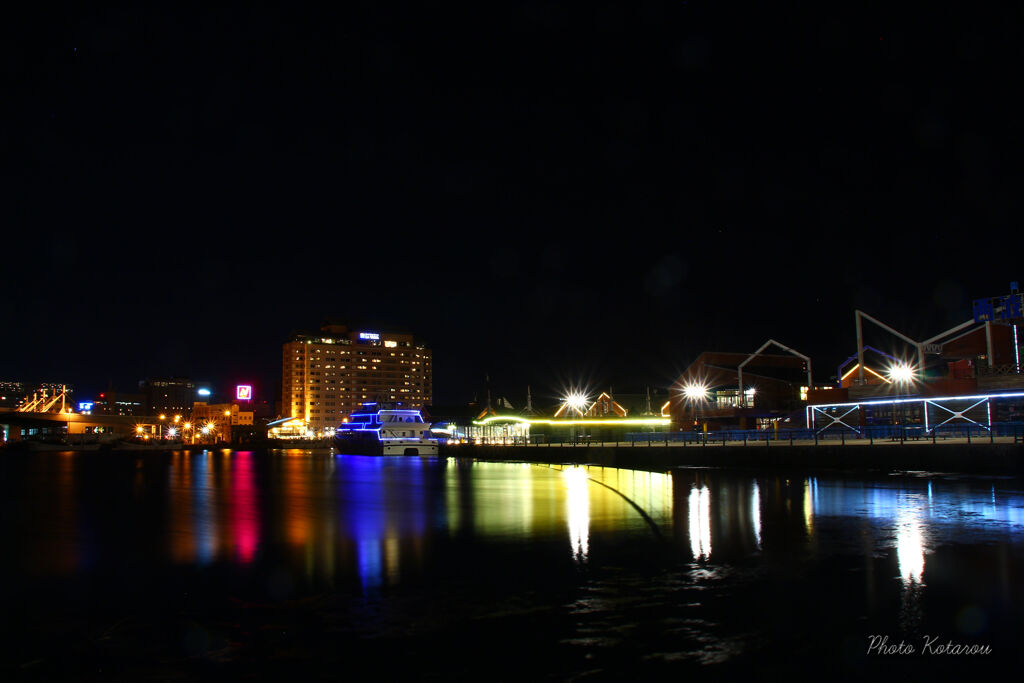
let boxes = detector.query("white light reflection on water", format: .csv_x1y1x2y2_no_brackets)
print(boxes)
564,466,590,564
751,480,761,549
689,485,711,561
896,505,926,585
894,494,929,632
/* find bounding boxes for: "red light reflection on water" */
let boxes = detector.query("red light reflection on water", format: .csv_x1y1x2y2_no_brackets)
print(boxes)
229,452,260,564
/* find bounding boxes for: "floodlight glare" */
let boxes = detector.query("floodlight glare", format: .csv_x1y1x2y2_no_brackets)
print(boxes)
887,363,915,384
564,392,589,415
683,382,709,401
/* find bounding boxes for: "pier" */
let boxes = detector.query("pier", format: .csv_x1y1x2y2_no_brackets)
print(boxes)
447,437,1024,475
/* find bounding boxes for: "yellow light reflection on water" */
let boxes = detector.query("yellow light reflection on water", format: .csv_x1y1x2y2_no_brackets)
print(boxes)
804,478,815,538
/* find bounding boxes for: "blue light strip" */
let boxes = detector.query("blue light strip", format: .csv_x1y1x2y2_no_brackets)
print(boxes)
808,391,1024,410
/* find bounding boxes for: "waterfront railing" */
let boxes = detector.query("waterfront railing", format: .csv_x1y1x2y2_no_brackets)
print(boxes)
498,422,1024,446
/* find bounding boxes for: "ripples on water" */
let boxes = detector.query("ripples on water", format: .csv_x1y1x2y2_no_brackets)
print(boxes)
1,451,1022,679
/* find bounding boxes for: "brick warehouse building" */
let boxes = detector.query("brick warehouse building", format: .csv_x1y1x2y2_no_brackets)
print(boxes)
669,351,811,431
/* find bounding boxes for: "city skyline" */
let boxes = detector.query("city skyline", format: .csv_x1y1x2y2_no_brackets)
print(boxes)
4,4,1020,408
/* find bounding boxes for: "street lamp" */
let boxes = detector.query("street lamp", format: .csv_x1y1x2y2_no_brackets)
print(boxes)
202,420,217,444
562,391,590,445
682,381,709,401
887,362,915,429
682,381,709,433
887,362,915,385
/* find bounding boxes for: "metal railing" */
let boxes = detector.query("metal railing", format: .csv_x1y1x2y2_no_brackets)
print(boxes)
976,363,1024,376
478,422,1024,447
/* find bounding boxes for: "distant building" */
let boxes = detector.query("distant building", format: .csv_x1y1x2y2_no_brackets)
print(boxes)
191,402,254,442
139,377,195,416
669,351,811,430
0,381,28,409
91,390,145,416
281,323,433,436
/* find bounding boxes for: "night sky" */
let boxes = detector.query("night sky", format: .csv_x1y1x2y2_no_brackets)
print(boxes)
3,3,1021,409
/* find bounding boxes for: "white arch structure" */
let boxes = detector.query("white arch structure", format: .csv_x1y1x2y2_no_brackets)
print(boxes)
737,339,812,408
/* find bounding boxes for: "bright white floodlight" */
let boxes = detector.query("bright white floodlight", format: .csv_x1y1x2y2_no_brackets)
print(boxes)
683,382,709,401
564,392,589,416
887,363,915,384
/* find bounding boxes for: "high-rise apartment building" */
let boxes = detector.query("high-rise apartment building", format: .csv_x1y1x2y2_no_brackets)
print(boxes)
282,324,433,436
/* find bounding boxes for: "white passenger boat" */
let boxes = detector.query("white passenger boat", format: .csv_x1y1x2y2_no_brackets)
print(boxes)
334,404,439,456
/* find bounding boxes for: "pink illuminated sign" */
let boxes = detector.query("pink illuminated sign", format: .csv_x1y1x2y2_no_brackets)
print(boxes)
236,385,253,401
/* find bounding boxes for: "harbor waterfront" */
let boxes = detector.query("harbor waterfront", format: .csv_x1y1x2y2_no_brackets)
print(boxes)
1,449,1022,679
449,440,1024,475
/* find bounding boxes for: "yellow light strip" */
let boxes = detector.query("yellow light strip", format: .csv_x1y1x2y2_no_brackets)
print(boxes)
472,415,671,427
839,363,893,384
865,366,893,383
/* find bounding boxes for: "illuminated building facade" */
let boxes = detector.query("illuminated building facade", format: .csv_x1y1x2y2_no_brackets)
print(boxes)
191,402,254,442
282,324,433,436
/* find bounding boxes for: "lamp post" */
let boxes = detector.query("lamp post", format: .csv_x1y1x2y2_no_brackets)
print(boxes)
888,362,915,434
682,381,709,437
564,392,589,444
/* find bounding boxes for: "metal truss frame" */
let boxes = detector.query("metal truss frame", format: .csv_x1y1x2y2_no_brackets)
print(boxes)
923,397,991,433
808,403,862,434
807,391,1024,434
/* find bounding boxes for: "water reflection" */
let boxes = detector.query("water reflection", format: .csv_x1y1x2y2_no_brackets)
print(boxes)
7,452,1024,678
230,452,259,564
896,504,926,585
689,485,712,561
564,467,590,564
751,480,761,550
193,453,216,565
13,453,1024,607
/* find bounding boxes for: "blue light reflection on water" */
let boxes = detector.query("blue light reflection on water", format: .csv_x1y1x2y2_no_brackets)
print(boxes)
191,453,215,566
808,477,1024,530
340,456,389,591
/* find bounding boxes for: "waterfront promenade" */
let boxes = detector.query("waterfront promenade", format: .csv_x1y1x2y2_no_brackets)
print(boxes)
448,436,1024,475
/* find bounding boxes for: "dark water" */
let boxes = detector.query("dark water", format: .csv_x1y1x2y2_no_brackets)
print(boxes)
1,450,1022,680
